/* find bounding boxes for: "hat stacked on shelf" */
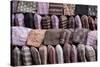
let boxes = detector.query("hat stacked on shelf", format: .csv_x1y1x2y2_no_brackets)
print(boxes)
11,1,97,66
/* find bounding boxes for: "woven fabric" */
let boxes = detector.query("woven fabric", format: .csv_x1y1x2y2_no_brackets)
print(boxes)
64,4,75,16
21,46,32,65
37,2,49,15
85,45,96,61
34,13,42,29
43,29,61,45
70,45,77,62
24,13,34,28
31,47,41,65
12,26,32,46
27,30,46,47
51,15,59,29
17,1,37,13
49,3,63,15
39,45,47,64
59,15,68,29
88,16,95,30
63,43,71,63
12,47,21,66
77,44,86,62
56,44,64,64
81,15,89,29
15,13,24,26
41,15,51,29
48,45,56,64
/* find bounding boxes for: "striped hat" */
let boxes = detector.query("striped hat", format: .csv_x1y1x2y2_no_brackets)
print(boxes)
21,46,32,65
12,47,21,66
31,47,41,65
49,3,63,15
59,15,68,29
41,15,51,29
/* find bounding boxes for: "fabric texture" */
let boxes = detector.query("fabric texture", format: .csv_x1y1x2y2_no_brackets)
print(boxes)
12,47,21,66
12,26,32,46
51,15,59,29
47,45,56,64
37,2,49,15
15,13,24,26
63,43,71,63
64,4,75,16
41,15,51,29
56,44,64,64
34,13,42,29
17,1,37,13
31,47,41,65
59,15,68,29
49,3,63,15
43,29,61,45
39,45,47,64
85,45,96,61
27,30,46,47
77,44,86,62
21,46,32,65
70,45,77,62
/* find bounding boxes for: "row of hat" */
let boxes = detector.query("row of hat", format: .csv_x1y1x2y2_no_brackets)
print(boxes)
12,26,97,47
11,27,97,66
11,13,97,30
11,1,97,16
11,44,97,66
